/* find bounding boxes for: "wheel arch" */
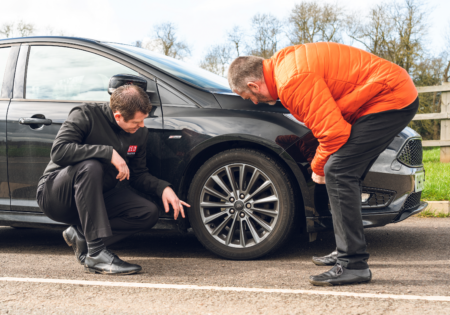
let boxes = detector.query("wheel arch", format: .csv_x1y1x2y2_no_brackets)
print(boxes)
177,135,308,232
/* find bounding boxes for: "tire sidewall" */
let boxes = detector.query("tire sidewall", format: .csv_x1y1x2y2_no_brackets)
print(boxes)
188,149,295,260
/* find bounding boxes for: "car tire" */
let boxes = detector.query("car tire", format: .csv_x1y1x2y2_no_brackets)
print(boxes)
188,149,296,260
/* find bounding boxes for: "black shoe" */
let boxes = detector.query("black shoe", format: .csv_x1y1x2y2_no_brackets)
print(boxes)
62,226,88,265
84,249,142,275
312,250,338,266
309,264,372,286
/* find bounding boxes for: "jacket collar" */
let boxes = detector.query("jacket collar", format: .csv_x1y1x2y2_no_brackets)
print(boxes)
102,102,123,132
262,59,278,101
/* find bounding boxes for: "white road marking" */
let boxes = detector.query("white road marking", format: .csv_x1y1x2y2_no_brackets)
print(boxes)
1,277,449,302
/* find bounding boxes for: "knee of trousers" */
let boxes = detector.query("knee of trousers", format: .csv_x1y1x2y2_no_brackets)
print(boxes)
75,159,104,181
138,201,159,230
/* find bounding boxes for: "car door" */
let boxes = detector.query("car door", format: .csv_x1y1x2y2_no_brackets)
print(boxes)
0,44,19,211
6,43,162,212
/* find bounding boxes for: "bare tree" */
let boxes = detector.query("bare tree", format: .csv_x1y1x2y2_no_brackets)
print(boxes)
134,40,143,48
389,0,427,73
347,0,427,73
146,22,191,60
248,13,283,58
200,45,231,77
0,22,14,38
44,26,69,36
346,4,394,58
17,21,35,37
442,22,450,83
288,1,344,44
227,25,245,57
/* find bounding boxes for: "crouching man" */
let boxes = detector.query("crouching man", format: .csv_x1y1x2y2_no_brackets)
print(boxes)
37,85,189,275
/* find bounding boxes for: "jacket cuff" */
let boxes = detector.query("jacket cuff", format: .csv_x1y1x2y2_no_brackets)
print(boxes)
101,146,114,162
156,180,172,197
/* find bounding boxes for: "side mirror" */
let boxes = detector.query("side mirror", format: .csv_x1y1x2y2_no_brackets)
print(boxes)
108,74,148,95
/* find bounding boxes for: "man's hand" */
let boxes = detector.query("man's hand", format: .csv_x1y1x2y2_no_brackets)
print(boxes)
312,172,326,184
111,149,129,181
162,187,190,220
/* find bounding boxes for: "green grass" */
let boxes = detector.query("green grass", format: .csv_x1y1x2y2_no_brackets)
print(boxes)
417,209,450,218
421,147,450,201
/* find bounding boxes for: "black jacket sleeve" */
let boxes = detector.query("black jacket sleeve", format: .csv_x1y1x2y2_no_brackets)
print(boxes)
50,108,113,166
129,132,171,197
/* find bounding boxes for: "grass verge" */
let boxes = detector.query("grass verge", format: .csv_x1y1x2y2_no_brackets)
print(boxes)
417,209,450,218
421,147,450,201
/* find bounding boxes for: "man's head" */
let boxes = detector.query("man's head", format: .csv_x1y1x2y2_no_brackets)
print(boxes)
110,84,152,134
227,56,276,105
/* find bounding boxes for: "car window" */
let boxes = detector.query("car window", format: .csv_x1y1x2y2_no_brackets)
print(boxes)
26,46,139,101
0,47,11,93
158,85,187,105
105,43,232,93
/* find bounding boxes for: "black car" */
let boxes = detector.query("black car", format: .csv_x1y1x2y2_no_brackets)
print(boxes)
0,37,427,260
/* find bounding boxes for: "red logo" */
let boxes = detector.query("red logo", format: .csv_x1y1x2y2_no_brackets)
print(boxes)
127,145,137,154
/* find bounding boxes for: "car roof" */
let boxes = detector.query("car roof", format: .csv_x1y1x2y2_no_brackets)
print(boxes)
0,36,101,46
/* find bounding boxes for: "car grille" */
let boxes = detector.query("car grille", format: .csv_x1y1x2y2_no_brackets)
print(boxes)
393,191,422,221
401,191,422,211
361,187,396,210
397,138,423,167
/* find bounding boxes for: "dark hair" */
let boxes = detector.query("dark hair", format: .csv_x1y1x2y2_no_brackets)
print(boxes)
109,85,152,121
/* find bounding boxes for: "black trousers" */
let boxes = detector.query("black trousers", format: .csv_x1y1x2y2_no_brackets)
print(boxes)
324,98,419,269
37,159,158,246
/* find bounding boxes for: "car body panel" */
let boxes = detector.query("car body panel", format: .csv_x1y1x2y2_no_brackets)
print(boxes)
0,37,426,238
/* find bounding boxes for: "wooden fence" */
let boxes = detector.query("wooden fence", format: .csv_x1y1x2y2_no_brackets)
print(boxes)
413,82,450,163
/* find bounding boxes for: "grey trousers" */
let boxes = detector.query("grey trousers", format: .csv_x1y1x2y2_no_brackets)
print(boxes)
37,159,158,245
324,98,419,269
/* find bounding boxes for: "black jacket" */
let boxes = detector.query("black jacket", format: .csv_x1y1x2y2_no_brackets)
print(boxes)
39,103,170,196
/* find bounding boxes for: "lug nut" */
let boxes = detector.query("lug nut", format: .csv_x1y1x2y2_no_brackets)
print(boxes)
240,212,245,218
230,209,235,214
246,203,251,209
229,197,235,202
240,194,245,199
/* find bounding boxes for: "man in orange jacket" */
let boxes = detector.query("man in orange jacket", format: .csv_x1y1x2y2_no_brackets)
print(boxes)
228,42,418,286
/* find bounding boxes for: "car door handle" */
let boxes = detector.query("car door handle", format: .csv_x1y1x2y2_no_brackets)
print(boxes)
19,118,53,125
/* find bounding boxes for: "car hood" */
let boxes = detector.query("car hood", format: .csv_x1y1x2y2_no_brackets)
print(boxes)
214,93,289,113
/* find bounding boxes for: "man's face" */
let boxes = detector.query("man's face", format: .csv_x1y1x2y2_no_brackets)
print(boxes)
114,111,148,134
233,81,276,105
238,90,277,105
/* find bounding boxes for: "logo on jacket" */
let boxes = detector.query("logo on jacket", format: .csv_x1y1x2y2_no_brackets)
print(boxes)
127,145,137,155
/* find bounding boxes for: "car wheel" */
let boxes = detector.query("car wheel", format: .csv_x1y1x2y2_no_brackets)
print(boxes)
188,149,296,260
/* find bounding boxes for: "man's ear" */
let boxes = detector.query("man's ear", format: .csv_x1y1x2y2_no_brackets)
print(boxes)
113,111,122,122
247,82,260,93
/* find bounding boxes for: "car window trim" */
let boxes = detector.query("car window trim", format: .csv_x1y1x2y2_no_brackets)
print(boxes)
0,45,20,99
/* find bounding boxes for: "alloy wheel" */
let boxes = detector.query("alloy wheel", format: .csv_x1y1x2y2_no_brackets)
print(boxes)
199,163,280,248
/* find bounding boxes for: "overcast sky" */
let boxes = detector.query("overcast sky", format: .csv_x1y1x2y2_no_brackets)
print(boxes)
2,0,449,65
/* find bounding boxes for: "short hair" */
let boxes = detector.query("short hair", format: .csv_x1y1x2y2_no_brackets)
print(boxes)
227,56,265,93
110,85,152,121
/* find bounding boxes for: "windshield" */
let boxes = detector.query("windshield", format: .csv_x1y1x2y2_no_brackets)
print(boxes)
104,43,232,93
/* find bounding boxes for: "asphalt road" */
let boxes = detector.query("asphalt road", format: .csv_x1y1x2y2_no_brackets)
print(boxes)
0,217,450,314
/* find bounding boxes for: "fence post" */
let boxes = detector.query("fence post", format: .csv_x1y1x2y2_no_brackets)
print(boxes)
441,83,450,163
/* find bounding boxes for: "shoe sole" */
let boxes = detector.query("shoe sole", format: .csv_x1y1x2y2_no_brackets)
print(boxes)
309,279,371,286
63,230,85,265
84,266,140,275
311,259,336,266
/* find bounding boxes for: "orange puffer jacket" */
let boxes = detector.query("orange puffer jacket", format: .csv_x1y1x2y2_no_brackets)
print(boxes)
263,42,417,176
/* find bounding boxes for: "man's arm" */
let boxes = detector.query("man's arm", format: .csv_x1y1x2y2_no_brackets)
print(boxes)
51,108,113,166
128,132,171,197
129,131,190,219
280,73,352,177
